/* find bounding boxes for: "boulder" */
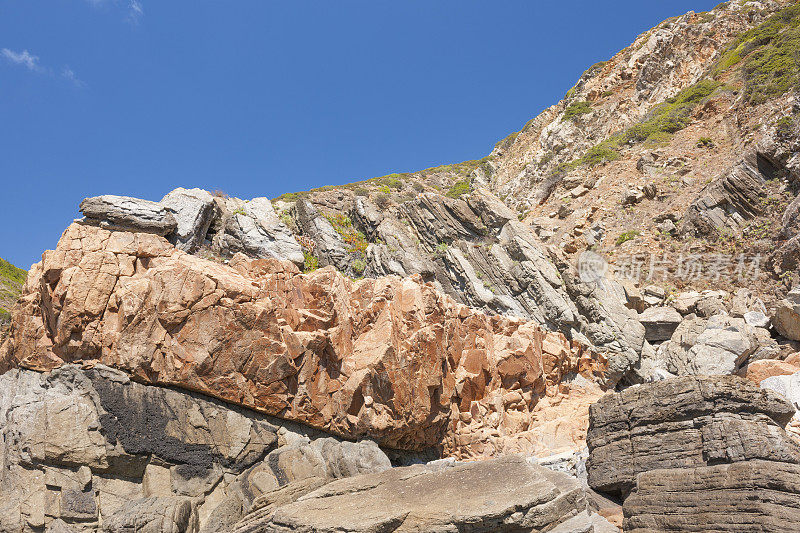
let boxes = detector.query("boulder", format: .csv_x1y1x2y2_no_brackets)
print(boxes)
670,290,700,315
656,315,760,376
774,287,800,341
623,461,800,532
0,222,608,455
79,195,177,236
232,456,616,533
638,306,682,342
160,188,219,253
586,375,800,495
103,497,194,533
745,359,800,384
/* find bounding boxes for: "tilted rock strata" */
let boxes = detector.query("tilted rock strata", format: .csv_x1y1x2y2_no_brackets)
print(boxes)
586,375,800,495
0,365,390,533
0,222,607,453
232,455,617,533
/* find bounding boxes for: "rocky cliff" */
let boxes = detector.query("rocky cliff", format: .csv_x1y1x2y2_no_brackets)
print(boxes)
5,1,800,532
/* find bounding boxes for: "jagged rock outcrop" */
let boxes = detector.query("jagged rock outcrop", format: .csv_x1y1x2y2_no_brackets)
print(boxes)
209,197,304,266
232,455,617,533
0,365,390,533
0,222,607,456
160,188,219,253
586,375,800,495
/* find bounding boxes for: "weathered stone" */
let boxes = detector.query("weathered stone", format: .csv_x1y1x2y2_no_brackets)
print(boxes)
586,375,800,495
656,315,760,376
745,359,800,385
623,461,800,532
102,497,193,533
774,287,800,341
670,290,700,315
0,223,608,454
80,195,177,236
160,188,219,253
214,197,304,265
638,306,682,342
233,456,615,533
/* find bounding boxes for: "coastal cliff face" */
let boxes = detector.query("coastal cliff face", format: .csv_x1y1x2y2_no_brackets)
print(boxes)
5,1,800,532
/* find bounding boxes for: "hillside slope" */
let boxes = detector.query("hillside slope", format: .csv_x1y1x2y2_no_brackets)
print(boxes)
0,257,26,336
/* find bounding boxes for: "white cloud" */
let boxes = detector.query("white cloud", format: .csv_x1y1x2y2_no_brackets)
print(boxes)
62,67,86,88
84,0,143,23
1,49,42,72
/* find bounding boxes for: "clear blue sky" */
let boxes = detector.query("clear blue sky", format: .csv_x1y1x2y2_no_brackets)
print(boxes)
1,0,719,268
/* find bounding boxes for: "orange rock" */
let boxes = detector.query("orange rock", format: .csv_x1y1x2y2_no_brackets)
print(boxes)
744,359,800,385
1,223,608,453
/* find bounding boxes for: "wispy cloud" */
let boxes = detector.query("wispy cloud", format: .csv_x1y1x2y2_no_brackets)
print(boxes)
2,48,86,88
84,0,143,24
1,49,42,72
62,66,86,87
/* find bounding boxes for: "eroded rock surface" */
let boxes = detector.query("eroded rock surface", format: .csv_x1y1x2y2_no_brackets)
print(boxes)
0,365,391,533
233,455,616,533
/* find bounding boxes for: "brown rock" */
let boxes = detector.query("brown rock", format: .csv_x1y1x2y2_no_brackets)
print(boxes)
744,358,800,384
623,460,800,532
1,223,608,452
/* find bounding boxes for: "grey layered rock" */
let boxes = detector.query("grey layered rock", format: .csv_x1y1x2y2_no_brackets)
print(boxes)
294,199,350,271
80,195,177,236
160,188,219,253
214,198,304,265
638,306,682,341
233,455,616,533
586,375,799,496
0,366,391,532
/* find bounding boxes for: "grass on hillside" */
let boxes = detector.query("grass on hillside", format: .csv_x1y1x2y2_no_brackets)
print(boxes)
715,3,800,103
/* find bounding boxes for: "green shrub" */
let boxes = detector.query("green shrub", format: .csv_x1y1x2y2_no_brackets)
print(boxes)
776,115,795,136
351,259,366,275
697,136,715,148
562,101,593,121
714,4,800,103
303,251,319,273
445,179,472,199
616,230,640,246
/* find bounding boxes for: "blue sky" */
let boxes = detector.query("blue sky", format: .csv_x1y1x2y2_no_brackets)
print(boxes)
1,0,719,268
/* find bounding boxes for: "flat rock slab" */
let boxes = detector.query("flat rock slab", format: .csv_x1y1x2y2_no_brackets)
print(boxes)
624,460,800,532
241,455,612,533
80,195,177,235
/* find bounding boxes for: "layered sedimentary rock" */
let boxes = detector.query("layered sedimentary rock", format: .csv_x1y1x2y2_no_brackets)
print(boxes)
232,455,617,533
586,375,800,495
586,375,800,531
0,222,607,455
0,365,390,533
624,460,800,532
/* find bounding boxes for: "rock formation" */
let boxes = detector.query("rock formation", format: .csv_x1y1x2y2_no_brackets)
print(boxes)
0,222,607,457
586,375,800,531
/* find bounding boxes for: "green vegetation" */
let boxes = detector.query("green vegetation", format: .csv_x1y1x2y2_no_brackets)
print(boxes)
351,258,366,275
616,230,641,246
325,213,368,255
445,178,472,199
232,207,247,216
0,257,27,326
697,136,715,148
776,115,795,136
554,79,722,174
714,4,800,103
562,101,593,121
494,131,519,151
303,251,319,273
